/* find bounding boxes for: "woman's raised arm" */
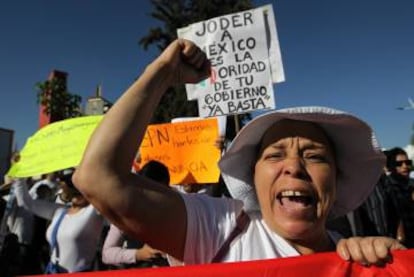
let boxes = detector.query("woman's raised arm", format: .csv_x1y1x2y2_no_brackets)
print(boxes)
73,39,210,260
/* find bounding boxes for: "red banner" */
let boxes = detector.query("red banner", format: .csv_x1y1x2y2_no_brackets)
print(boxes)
23,250,414,277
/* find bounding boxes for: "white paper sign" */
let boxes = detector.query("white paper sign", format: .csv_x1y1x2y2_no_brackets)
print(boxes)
262,4,285,83
178,6,278,117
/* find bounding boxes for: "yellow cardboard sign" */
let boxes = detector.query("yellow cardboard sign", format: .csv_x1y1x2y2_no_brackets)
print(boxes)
7,116,103,177
139,118,220,185
8,116,221,185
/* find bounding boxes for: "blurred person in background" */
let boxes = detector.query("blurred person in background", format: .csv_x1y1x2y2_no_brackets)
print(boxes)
13,168,105,273
0,155,45,275
383,147,414,247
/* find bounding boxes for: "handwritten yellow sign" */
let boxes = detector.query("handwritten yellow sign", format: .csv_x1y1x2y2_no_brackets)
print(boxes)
139,118,220,185
7,116,103,178
8,116,221,184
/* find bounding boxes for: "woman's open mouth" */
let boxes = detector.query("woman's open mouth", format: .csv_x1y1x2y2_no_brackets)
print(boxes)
277,190,315,206
275,190,316,218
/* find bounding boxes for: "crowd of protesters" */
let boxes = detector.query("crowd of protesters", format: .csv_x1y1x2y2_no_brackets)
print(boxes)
0,141,413,276
0,39,413,276
0,153,230,276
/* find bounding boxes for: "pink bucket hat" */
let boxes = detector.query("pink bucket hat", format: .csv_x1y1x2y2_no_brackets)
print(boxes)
219,106,385,217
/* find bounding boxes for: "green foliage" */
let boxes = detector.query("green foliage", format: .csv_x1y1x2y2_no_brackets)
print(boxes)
140,0,253,131
140,0,253,51
36,77,82,122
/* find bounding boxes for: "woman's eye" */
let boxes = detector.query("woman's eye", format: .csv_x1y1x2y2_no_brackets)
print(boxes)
305,154,326,162
264,152,284,160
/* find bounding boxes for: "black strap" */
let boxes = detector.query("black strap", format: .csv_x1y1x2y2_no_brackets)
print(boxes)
211,211,250,263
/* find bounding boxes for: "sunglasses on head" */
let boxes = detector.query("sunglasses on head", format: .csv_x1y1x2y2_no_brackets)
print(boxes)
394,160,413,167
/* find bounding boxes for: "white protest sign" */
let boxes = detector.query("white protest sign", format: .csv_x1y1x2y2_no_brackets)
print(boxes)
262,4,285,83
177,6,280,117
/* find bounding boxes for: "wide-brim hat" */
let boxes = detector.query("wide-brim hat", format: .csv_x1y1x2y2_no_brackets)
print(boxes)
219,106,385,218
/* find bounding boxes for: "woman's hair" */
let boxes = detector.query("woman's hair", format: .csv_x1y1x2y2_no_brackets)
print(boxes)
140,161,170,186
386,147,407,170
58,168,76,188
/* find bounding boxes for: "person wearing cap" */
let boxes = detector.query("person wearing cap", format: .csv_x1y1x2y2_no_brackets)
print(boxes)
12,168,105,273
73,39,405,266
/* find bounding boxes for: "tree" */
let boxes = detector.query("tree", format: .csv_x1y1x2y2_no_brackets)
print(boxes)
140,0,253,137
36,76,82,123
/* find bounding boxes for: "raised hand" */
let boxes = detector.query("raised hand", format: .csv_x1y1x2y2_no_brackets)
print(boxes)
154,39,210,86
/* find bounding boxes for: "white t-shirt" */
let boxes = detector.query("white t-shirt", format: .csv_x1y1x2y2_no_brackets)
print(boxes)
14,180,104,272
46,205,103,272
172,194,340,265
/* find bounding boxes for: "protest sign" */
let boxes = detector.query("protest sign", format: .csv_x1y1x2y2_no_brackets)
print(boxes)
263,4,285,84
177,4,284,117
139,118,220,185
7,116,102,178
7,116,220,184
171,115,227,137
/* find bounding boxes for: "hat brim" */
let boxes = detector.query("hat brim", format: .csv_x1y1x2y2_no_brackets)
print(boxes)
219,106,385,217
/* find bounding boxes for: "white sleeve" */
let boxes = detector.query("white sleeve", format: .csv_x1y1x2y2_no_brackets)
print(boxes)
102,224,137,265
14,179,63,220
177,194,244,265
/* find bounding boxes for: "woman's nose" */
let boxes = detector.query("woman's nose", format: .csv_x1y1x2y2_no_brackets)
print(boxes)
281,156,310,180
